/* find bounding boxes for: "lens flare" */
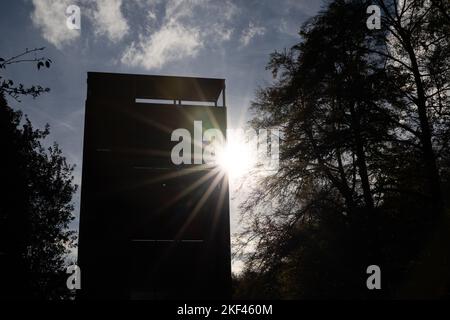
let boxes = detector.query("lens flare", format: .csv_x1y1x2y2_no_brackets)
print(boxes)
216,139,254,180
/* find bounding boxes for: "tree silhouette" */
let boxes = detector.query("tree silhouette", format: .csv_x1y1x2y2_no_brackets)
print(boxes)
0,47,51,101
370,0,450,216
0,49,77,299
235,0,450,299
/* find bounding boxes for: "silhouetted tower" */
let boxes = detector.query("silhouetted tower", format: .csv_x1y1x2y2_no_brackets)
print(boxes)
78,72,231,299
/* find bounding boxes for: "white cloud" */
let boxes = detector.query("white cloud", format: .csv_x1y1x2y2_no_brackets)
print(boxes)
30,0,260,67
30,0,80,49
121,22,202,70
30,0,129,48
240,22,266,46
90,0,129,42
212,24,233,41
277,18,300,37
120,0,238,70
147,10,157,21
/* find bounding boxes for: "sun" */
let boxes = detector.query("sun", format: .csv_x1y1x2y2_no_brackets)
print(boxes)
216,138,254,181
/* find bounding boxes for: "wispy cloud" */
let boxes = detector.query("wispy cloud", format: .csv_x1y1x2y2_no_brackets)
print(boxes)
90,0,128,42
30,0,80,49
240,22,266,47
121,22,202,70
31,0,238,68
30,0,129,48
120,0,237,70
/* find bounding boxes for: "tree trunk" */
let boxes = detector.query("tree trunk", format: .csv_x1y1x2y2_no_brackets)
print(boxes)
349,102,374,211
404,37,443,215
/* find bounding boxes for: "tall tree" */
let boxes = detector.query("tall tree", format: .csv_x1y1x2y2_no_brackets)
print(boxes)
372,0,450,215
0,49,77,299
236,0,450,298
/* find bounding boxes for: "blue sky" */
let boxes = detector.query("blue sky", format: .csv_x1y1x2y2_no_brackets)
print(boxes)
0,0,324,270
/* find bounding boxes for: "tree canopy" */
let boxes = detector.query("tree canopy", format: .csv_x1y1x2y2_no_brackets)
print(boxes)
235,0,450,299
0,49,77,299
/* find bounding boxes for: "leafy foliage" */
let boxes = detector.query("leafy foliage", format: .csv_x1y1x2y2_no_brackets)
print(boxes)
0,48,52,101
235,0,450,299
0,49,76,299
